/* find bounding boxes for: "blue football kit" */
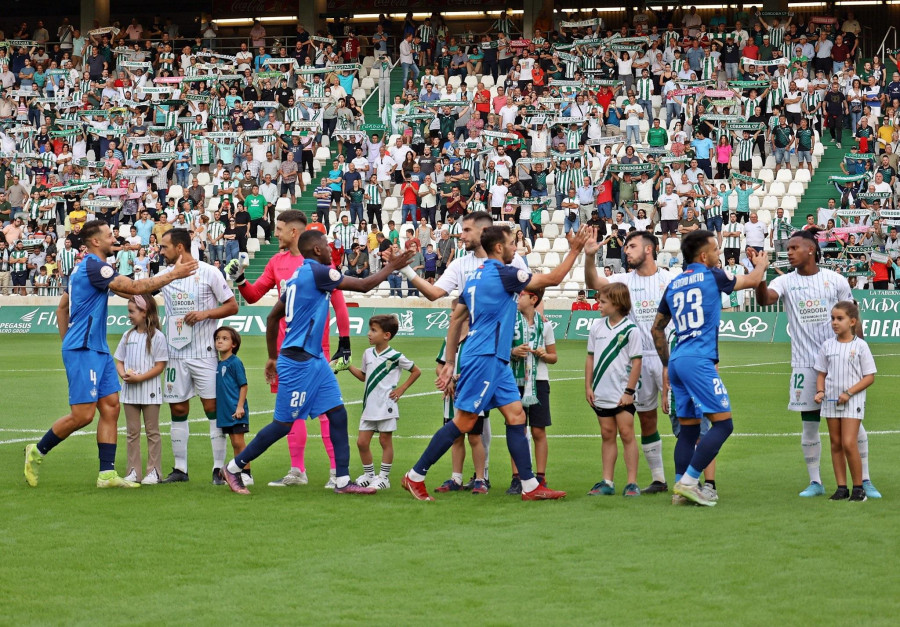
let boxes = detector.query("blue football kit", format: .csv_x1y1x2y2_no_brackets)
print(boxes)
658,262,736,419
62,253,121,405
454,259,532,414
273,260,345,422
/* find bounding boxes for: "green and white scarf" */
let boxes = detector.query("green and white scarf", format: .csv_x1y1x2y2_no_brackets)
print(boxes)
512,312,545,407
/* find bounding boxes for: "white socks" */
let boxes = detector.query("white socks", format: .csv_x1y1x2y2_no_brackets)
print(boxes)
227,459,241,474
801,421,822,485
408,469,426,482
858,424,870,481
171,421,189,472
521,477,539,492
210,421,227,469
641,438,666,483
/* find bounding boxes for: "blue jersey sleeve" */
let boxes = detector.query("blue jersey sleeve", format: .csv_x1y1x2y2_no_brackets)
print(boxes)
497,264,532,294
311,261,343,292
711,267,737,295
657,285,672,317
233,358,248,388
84,255,119,292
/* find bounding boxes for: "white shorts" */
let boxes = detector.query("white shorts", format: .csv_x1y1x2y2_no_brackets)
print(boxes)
787,367,819,413
163,357,217,404
820,402,866,420
359,418,397,433
635,354,664,412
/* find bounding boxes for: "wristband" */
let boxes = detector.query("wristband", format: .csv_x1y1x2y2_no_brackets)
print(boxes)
399,265,417,280
235,274,246,286
624,387,636,395
816,390,825,394
842,389,851,397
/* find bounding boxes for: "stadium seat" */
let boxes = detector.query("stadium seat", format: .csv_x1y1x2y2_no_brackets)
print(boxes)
315,147,330,162
551,209,565,225
562,281,580,297
247,238,260,254
752,156,763,170
794,169,811,184
812,143,825,157
775,168,793,184
352,88,367,103
570,266,585,283
763,155,777,169
781,195,798,212
758,168,774,183
787,182,805,197
275,197,291,212
464,76,478,88
481,75,494,89
657,251,672,267
448,76,462,89
749,196,760,211
551,237,569,253
362,56,375,69
197,172,211,186
756,209,772,225
207,197,219,214
301,172,312,186
117,224,130,238
369,67,381,79
543,223,560,239
663,237,681,254
668,266,683,279
542,252,561,266
526,252,542,267
168,184,183,198
361,77,375,91
533,238,551,252
768,181,786,197
761,195,779,211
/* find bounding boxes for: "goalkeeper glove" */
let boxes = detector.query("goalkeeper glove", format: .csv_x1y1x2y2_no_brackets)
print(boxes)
330,336,352,373
224,259,246,286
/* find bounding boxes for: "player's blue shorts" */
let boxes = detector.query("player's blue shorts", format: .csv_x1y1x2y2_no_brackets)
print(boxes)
62,349,120,406
454,355,521,414
273,354,343,422
668,356,731,419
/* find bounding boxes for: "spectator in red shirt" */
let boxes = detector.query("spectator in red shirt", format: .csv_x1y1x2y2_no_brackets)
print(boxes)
571,289,592,311
343,31,360,63
743,41,759,60
474,83,491,120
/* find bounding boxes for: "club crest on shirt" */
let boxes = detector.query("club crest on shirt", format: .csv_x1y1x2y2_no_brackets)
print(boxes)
517,269,529,283
100,265,114,278
329,268,342,281
721,396,729,408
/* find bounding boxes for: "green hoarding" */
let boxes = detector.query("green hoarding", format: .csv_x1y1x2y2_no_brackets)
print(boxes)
1,290,898,342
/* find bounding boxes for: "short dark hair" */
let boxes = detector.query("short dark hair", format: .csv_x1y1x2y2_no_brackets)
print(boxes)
789,228,822,262
524,286,545,305
624,230,658,252
463,211,493,228
277,209,307,226
370,314,399,338
681,229,716,264
163,228,192,252
79,219,107,244
481,225,512,253
215,326,242,354
298,230,327,257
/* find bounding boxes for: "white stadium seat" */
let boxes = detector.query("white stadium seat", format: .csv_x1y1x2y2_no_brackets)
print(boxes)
787,182,805,197
551,237,569,253
768,181,786,197
794,169,811,184
533,238,551,252
542,252,561,266
775,168,793,184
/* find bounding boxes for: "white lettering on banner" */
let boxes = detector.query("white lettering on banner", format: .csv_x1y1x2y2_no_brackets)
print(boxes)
862,319,900,338
223,315,267,334
329,316,366,335
424,310,451,332
575,317,596,332
718,317,769,339
859,297,900,314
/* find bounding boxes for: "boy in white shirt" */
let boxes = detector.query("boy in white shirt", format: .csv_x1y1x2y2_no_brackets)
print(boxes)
344,315,421,490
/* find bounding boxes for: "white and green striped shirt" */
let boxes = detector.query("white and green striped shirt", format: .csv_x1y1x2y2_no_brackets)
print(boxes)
701,56,717,81
768,26,786,48
737,137,755,161
723,224,742,249
365,183,381,204
332,223,357,247
772,216,792,241
208,219,225,244
636,77,653,100
58,247,77,275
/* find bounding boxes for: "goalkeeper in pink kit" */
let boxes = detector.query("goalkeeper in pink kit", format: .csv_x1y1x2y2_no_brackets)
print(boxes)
227,210,352,488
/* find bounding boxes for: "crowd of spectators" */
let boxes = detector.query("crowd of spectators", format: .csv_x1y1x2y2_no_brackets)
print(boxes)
0,8,899,298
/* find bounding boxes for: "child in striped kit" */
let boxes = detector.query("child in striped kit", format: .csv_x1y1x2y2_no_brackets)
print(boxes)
814,301,877,502
343,315,420,490
585,283,643,497
114,295,168,485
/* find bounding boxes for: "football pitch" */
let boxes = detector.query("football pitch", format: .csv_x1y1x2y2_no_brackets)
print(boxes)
3,335,900,626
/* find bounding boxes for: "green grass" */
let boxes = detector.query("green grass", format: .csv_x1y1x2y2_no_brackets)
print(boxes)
4,336,899,625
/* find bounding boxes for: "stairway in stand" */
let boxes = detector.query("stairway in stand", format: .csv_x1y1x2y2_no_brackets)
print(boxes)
792,128,847,228
241,62,399,286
